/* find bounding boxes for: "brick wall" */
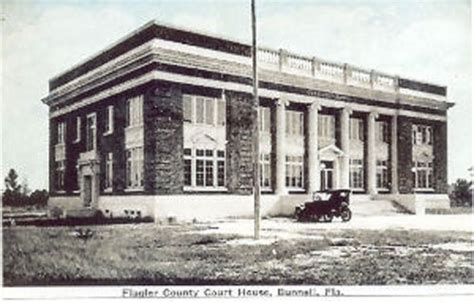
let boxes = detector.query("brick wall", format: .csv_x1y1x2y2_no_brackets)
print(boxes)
49,84,154,197
97,94,127,194
397,115,448,194
49,82,448,198
225,90,254,194
145,82,184,194
397,116,413,194
433,120,448,193
64,113,80,193
48,116,55,194
49,81,261,197
269,101,277,192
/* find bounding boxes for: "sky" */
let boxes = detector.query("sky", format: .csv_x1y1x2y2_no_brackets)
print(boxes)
1,0,472,190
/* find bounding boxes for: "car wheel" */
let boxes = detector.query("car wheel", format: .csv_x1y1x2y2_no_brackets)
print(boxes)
293,208,301,221
322,213,333,223
310,214,320,222
294,209,303,221
340,208,352,222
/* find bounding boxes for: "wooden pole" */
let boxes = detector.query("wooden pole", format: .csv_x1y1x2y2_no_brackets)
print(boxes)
251,0,261,239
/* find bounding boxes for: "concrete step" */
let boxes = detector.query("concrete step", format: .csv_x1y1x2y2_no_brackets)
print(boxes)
350,199,408,216
65,208,99,219
275,194,407,217
350,194,372,202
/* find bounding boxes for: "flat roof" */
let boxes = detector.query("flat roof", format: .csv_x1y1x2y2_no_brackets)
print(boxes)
49,20,447,96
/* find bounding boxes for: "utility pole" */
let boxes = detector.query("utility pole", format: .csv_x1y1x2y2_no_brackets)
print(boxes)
251,0,261,239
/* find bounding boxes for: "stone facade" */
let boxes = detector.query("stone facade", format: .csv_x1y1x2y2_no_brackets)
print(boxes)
225,90,255,194
432,119,448,193
397,116,414,194
396,115,448,194
44,21,453,218
146,82,184,195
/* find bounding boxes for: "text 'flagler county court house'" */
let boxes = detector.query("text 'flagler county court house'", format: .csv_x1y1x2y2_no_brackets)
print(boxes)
42,20,454,221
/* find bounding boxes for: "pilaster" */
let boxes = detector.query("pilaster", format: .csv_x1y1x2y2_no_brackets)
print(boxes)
275,98,288,195
339,107,352,189
390,115,399,194
367,111,379,195
307,102,321,193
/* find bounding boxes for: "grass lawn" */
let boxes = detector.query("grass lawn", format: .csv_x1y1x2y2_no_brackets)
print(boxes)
3,222,473,286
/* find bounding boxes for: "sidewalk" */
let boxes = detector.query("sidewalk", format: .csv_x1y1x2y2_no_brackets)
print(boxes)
196,214,474,239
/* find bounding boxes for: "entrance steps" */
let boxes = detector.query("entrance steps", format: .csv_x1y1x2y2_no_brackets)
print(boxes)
350,198,408,216
273,194,406,217
64,208,99,219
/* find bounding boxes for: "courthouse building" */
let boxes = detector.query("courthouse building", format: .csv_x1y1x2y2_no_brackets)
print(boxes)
42,21,453,220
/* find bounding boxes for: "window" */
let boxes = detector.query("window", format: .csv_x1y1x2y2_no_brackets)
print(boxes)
74,117,81,142
376,160,389,189
125,147,143,189
183,95,225,126
259,107,271,133
286,110,304,136
104,105,114,135
204,150,214,186
196,97,205,124
125,95,144,127
376,121,389,143
350,159,364,189
104,153,113,191
57,121,66,144
55,160,65,191
183,148,226,189
86,114,96,151
197,149,213,187
205,98,214,125
349,118,364,141
260,153,272,188
285,110,304,189
73,159,79,191
412,125,432,145
285,155,304,189
184,148,192,186
217,150,225,187
217,99,226,126
183,95,193,123
413,161,433,189
318,114,335,138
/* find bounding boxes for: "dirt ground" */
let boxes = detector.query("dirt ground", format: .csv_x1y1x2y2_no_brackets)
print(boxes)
195,214,474,239
3,214,473,286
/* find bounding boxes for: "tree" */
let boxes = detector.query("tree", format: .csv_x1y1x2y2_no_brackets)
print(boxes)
4,169,21,193
29,190,49,208
3,169,49,208
450,178,472,207
3,169,25,206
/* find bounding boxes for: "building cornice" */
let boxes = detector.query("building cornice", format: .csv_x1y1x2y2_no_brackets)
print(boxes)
46,20,448,103
47,69,448,123
43,41,451,116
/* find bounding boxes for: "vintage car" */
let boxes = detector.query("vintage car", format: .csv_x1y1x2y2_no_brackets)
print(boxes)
294,189,352,222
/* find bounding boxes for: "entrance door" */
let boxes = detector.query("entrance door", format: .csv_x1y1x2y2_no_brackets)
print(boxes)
83,176,92,208
320,161,334,191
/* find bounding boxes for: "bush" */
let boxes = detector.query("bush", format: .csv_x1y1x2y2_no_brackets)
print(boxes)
2,190,28,207
29,190,49,208
449,179,472,207
49,206,64,219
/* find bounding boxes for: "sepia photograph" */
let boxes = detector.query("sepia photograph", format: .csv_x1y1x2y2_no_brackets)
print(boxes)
1,0,472,299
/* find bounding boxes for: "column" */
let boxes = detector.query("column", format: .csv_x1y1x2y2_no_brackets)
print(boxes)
275,99,287,195
367,111,378,195
390,115,399,194
339,107,351,189
307,102,321,193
